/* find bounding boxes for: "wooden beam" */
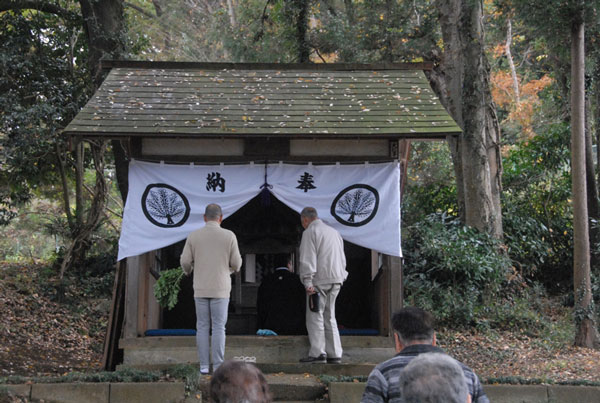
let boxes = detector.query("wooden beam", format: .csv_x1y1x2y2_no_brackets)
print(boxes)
388,255,403,320
399,140,412,199
102,260,126,370
124,256,140,338
137,253,150,336
146,252,161,331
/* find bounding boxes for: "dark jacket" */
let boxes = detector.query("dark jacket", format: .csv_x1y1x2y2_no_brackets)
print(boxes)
361,344,489,403
257,268,307,335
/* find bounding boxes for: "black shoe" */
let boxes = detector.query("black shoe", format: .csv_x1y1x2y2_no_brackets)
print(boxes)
299,354,327,363
327,357,342,364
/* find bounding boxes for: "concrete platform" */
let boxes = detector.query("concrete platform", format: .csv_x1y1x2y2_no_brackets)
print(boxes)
31,382,109,403
119,335,396,368
110,382,185,403
329,382,600,403
3,382,186,403
4,380,600,402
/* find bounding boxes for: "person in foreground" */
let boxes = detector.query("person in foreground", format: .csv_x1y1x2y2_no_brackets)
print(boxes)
210,360,272,403
399,352,470,403
180,203,242,375
298,207,347,364
361,307,488,403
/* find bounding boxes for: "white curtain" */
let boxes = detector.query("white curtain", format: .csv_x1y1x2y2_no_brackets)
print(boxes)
117,160,401,261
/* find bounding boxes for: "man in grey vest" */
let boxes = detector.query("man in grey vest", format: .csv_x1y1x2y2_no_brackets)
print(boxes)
362,307,488,402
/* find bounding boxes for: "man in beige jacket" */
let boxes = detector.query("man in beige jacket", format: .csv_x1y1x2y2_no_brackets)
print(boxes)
298,207,347,364
180,203,242,374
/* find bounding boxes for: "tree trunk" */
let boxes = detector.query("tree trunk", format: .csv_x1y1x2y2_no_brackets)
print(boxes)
506,19,520,103
571,17,600,349
78,0,125,86
596,82,600,188
75,141,84,229
295,0,310,62
151,0,172,51
585,95,600,272
79,0,129,203
597,86,600,187
60,141,109,279
226,0,236,26
435,0,503,238
112,139,129,202
57,0,127,276
56,142,73,228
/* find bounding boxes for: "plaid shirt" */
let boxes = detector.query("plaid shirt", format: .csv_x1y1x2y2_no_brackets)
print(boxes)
361,344,489,403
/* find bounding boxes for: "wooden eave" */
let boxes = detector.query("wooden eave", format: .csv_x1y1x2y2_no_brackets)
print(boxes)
63,60,462,140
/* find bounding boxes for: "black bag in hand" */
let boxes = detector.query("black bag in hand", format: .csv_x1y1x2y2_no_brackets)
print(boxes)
309,293,320,312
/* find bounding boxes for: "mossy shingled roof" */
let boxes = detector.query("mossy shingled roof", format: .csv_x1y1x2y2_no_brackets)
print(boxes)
64,61,461,139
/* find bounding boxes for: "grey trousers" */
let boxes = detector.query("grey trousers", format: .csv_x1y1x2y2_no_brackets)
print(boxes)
194,297,229,372
306,283,343,358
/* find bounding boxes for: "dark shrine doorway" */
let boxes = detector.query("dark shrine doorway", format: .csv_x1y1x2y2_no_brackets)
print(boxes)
158,193,376,335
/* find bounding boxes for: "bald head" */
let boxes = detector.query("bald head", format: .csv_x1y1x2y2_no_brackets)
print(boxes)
204,203,223,222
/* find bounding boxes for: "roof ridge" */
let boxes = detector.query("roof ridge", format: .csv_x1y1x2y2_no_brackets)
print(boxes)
100,60,433,71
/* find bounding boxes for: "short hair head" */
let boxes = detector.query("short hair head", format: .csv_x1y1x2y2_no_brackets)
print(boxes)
300,207,318,220
205,203,222,221
392,307,435,345
272,253,292,269
209,360,272,403
399,353,468,403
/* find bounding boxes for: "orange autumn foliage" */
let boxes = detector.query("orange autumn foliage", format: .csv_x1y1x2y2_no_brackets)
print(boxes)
491,71,553,138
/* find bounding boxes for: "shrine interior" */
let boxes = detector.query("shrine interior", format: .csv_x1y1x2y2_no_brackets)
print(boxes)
157,193,377,335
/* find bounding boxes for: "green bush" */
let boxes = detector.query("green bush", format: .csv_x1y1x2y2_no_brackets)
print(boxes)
403,213,512,326
502,123,573,291
401,142,458,226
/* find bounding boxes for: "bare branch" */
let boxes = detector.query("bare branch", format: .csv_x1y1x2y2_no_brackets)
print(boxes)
123,1,156,19
0,0,79,21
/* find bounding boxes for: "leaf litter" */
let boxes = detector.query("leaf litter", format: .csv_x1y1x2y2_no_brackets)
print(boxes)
1,263,599,384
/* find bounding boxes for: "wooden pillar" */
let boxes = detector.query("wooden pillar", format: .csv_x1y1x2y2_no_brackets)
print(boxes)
124,251,161,338
374,254,403,336
387,255,403,334
375,266,390,335
124,256,140,338
398,140,411,199
146,254,161,331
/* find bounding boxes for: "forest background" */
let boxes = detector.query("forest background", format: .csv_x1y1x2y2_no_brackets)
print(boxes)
1,0,600,382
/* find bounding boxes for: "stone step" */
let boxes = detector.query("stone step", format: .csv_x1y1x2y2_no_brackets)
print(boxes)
117,361,374,378
266,373,327,401
5,381,600,403
192,372,327,402
257,362,374,377
119,335,396,367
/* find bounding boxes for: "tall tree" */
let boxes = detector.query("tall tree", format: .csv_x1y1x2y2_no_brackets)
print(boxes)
0,7,85,225
434,0,503,238
571,3,600,348
0,0,126,276
508,0,600,348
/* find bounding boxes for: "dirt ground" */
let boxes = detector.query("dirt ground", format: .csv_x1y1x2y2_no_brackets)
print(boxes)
1,262,599,383
0,263,105,377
